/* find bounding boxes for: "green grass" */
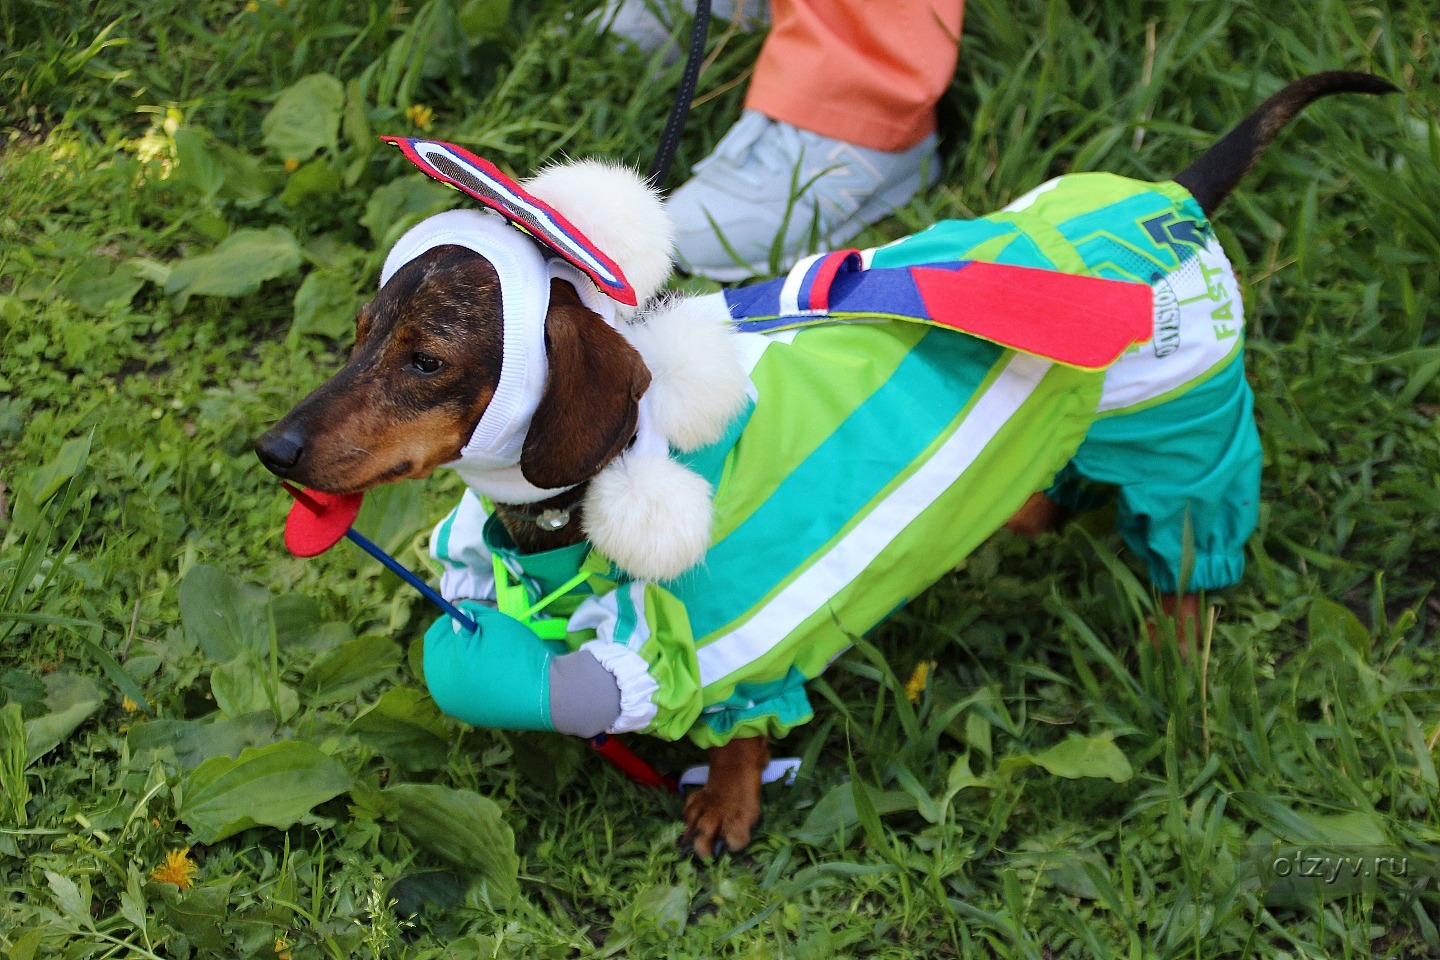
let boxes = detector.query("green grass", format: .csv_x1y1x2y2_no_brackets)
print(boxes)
2,0,1438,956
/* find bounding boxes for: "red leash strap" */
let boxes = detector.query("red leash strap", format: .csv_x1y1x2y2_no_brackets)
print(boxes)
590,734,680,794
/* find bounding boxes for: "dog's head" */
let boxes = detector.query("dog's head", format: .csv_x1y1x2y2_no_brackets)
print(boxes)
255,158,674,502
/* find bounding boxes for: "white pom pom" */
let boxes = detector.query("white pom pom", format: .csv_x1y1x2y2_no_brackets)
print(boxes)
524,160,675,307
582,452,712,581
623,294,750,452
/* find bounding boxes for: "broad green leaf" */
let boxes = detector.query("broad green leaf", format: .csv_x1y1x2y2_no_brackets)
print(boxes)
354,480,429,556
1308,596,1372,658
1045,853,1106,900
179,741,353,843
156,877,233,952
383,783,518,903
290,268,360,343
127,711,278,769
179,564,270,661
1293,810,1389,847
172,127,225,202
211,657,298,722
262,73,344,163
390,871,466,918
617,883,690,938
300,635,401,705
342,78,373,160
1250,809,1394,909
280,157,341,207
1,668,47,716
892,763,942,824
964,710,992,759
939,752,995,818
268,592,323,648
292,621,354,656
25,433,92,508
5,927,44,960
458,0,510,39
269,592,354,652
213,139,280,205
165,227,302,302
791,781,915,847
60,257,144,315
24,672,102,763
10,431,91,532
1029,736,1133,783
348,686,451,771
361,174,453,247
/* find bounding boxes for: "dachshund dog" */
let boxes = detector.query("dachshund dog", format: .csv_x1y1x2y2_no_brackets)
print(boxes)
257,73,1394,858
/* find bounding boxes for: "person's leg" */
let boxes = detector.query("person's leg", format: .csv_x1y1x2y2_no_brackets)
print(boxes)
746,0,962,152
668,0,964,280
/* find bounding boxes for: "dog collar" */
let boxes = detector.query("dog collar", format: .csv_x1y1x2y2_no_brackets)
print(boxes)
500,505,576,532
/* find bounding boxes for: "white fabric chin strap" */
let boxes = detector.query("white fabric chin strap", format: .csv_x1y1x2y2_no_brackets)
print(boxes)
380,208,626,505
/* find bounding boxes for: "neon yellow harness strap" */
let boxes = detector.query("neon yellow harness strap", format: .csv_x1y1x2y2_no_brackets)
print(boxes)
491,555,591,640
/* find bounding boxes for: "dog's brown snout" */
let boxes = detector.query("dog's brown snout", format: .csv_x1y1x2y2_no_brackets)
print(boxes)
255,426,306,477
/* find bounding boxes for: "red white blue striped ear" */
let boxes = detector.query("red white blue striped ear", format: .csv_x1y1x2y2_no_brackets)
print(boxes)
383,136,638,306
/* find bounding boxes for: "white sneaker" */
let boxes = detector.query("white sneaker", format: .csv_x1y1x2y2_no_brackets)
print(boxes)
590,0,768,60
666,111,941,281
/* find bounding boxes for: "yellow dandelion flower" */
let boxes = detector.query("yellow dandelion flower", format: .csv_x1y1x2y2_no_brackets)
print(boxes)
246,0,258,9
121,696,140,713
274,936,293,960
405,103,434,131
150,847,197,889
283,158,301,172
904,661,933,703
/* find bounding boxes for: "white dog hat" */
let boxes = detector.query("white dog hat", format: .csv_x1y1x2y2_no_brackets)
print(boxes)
380,138,748,581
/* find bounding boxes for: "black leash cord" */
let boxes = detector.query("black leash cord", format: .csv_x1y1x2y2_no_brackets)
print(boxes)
645,0,713,190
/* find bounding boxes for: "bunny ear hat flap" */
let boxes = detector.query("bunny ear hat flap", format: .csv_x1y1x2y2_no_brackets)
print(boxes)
384,138,748,581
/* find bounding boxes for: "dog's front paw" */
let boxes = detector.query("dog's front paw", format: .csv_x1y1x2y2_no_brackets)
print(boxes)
679,735,768,859
681,784,762,858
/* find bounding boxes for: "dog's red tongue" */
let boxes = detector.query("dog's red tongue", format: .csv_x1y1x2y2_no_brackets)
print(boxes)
283,485,364,558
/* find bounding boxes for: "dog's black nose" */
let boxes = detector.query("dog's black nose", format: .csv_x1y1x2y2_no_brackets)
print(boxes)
255,426,306,476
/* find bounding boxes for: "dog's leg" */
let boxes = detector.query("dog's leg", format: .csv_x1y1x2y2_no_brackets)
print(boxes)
1006,494,1203,652
1005,491,1065,537
1156,592,1202,655
681,735,769,858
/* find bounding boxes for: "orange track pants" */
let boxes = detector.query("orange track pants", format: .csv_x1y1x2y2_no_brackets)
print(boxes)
743,0,965,152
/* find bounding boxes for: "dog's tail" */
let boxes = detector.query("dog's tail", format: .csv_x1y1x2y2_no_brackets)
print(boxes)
1174,71,1399,216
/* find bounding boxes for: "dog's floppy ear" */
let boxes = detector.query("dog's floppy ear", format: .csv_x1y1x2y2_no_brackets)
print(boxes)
521,279,651,489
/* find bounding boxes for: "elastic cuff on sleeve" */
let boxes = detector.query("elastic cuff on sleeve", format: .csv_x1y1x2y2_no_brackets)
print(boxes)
438,566,497,605
580,640,660,735
1149,552,1245,594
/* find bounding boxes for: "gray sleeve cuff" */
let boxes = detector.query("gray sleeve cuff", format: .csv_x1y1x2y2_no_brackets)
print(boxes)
547,650,622,738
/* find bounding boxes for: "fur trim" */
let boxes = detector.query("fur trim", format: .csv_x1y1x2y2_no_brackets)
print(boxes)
582,451,712,581
623,294,751,453
524,160,675,308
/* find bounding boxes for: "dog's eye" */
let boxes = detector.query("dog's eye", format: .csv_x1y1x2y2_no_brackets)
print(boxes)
411,352,443,375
